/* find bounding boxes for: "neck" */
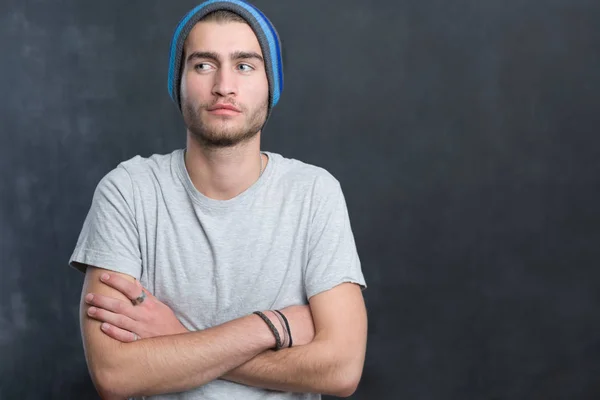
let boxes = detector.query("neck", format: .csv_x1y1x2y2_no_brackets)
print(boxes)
184,132,266,201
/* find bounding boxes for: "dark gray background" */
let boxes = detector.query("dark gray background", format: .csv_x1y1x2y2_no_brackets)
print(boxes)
1,0,600,399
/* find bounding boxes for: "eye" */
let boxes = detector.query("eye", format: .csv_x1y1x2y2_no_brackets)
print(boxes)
194,63,213,71
237,63,254,72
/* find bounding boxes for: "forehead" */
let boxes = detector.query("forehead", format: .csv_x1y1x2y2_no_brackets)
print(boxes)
184,21,263,56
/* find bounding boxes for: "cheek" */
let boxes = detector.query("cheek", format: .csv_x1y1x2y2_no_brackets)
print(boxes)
181,72,210,100
180,74,191,102
247,77,269,105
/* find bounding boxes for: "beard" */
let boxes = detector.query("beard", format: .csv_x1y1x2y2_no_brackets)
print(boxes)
182,96,268,149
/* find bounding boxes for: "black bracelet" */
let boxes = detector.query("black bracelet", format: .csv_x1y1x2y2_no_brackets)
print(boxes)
272,310,289,348
274,310,293,348
253,311,282,350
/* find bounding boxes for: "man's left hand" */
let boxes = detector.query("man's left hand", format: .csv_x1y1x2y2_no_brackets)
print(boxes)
84,272,189,342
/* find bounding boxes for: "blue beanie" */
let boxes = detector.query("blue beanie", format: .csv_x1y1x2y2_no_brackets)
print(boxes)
167,0,284,115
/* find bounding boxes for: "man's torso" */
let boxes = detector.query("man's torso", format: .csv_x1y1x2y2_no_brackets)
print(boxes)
122,149,325,399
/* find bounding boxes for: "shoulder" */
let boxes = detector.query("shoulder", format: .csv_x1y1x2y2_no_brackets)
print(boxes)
116,149,180,179
266,152,342,197
97,149,181,191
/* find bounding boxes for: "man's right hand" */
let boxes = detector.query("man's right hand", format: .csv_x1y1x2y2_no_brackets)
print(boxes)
84,272,189,342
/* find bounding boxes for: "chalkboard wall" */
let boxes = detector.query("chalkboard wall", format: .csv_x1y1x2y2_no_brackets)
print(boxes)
1,0,599,398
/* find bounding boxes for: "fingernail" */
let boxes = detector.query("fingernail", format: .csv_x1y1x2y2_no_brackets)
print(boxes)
88,307,97,315
101,273,109,281
85,294,94,302
101,323,110,330
135,279,141,287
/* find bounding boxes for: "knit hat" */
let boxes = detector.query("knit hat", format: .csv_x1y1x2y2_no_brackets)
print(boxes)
167,0,284,116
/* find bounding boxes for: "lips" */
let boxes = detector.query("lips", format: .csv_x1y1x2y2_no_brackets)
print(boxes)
207,104,241,112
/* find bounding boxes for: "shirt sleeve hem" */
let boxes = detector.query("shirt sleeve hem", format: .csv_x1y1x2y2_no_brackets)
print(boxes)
306,277,367,300
68,247,141,278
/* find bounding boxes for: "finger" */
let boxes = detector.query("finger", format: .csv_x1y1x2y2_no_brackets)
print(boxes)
100,323,138,343
87,306,136,332
84,293,133,317
135,279,154,296
100,273,145,302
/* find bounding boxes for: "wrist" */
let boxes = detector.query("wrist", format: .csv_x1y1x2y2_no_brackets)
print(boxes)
253,311,285,350
265,310,288,348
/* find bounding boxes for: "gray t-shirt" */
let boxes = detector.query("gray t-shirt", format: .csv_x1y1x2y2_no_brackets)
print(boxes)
69,148,366,400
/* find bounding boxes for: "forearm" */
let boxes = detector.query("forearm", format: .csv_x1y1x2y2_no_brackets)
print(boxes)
221,339,356,397
89,314,274,399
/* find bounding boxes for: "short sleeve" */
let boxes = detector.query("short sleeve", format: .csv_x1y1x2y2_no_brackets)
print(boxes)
68,165,142,279
304,175,367,299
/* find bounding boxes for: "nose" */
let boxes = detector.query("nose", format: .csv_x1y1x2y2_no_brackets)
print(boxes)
212,67,237,97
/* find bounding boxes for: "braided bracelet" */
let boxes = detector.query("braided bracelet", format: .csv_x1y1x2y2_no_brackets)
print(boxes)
253,311,283,350
274,310,293,348
272,310,289,348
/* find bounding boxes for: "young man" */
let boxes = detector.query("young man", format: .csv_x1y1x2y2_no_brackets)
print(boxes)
69,1,368,399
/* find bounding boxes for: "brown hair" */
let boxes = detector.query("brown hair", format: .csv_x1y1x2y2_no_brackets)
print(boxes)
200,10,246,24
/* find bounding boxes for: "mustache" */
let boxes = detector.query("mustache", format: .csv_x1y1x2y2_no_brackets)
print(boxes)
203,99,241,109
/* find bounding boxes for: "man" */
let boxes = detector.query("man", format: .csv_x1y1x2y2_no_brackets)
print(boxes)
69,1,368,399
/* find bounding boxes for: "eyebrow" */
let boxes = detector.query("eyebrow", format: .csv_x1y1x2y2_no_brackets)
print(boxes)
187,51,264,64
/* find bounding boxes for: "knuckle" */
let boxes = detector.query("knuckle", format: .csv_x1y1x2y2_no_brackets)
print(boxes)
90,295,102,306
130,284,142,296
116,330,128,341
140,312,151,324
114,301,124,314
112,329,127,342
116,315,127,328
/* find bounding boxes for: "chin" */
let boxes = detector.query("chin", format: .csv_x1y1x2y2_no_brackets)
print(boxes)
191,125,259,148
183,105,265,148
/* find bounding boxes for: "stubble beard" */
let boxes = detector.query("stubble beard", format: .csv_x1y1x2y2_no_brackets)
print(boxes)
183,97,268,149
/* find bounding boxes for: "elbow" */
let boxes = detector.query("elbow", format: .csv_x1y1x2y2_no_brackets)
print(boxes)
332,374,361,398
92,367,132,400
84,340,142,398
89,357,142,400
329,363,363,398
316,341,365,397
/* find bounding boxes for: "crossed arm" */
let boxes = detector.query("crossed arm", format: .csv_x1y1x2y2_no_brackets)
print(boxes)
222,280,367,394
81,267,367,399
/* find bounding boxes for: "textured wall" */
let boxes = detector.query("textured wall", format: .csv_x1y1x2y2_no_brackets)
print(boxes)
1,0,599,398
